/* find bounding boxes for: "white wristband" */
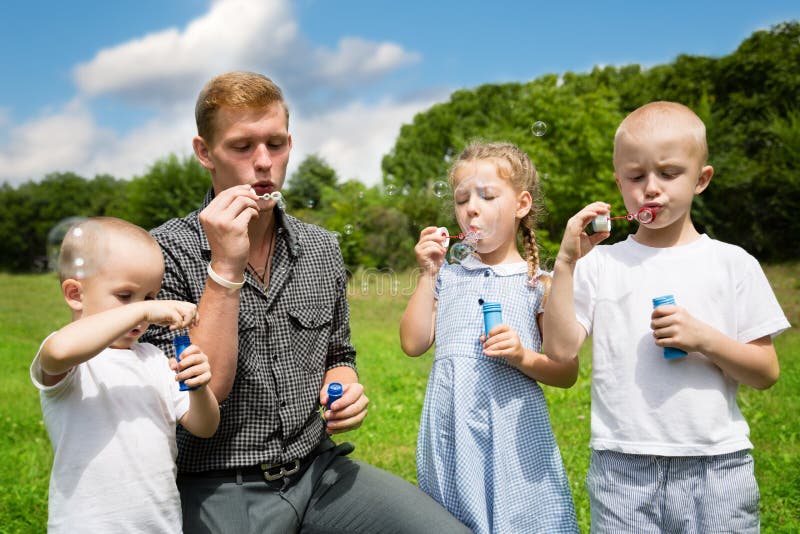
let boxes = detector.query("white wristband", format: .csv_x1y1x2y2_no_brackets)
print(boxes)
207,264,245,290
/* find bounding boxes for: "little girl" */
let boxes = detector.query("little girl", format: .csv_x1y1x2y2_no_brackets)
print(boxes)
400,141,579,533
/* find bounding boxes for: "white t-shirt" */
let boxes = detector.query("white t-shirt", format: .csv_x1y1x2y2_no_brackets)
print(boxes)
31,339,190,533
574,234,790,456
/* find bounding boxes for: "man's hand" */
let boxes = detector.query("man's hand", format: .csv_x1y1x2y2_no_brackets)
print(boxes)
320,382,369,434
199,184,260,278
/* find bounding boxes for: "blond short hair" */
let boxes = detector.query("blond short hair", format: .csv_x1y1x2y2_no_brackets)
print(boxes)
614,101,708,163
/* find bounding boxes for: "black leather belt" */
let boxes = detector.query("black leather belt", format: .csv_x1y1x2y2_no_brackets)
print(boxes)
180,458,310,484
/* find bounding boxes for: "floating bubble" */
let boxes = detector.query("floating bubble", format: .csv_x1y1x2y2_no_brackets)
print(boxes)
531,120,548,137
448,242,475,264
46,217,107,279
385,184,398,196
343,224,355,235
432,181,450,198
332,231,343,243
357,191,365,200
47,217,86,273
305,199,316,209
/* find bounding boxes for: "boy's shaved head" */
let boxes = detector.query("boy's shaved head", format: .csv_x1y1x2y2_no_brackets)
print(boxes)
614,101,708,164
58,217,160,281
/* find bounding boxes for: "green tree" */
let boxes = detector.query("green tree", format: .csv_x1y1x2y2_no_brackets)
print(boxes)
283,154,339,211
123,154,210,231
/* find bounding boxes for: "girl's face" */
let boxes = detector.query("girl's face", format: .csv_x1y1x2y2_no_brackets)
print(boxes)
451,159,531,261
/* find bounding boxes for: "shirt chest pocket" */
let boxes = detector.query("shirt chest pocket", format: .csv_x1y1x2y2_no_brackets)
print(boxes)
288,306,334,372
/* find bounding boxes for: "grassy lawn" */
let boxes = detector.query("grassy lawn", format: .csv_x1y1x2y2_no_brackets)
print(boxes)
1,262,797,532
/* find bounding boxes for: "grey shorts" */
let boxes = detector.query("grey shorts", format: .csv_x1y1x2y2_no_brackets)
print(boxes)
586,449,759,533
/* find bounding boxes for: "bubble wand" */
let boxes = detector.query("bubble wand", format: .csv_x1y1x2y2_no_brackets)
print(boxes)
591,207,657,232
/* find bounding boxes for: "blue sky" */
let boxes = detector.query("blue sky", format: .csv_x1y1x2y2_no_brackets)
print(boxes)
1,0,797,186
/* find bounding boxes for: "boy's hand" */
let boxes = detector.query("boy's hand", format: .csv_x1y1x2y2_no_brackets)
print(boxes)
415,226,448,277
170,345,212,389
482,324,525,365
319,382,369,435
143,300,199,330
651,304,709,354
557,201,612,265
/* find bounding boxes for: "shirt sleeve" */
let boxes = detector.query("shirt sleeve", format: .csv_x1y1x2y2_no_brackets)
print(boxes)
30,332,77,395
736,252,791,342
573,251,598,337
325,239,357,372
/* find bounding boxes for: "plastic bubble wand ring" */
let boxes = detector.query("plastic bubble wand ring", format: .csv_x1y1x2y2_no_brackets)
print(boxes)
591,207,657,233
256,191,283,201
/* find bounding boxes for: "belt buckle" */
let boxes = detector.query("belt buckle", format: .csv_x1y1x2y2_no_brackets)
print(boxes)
260,459,300,481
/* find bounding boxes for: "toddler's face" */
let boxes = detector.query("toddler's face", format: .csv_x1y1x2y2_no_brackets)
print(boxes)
79,240,164,349
613,124,711,234
451,160,523,256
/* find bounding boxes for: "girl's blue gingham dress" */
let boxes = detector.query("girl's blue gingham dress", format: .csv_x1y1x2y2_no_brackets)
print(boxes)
417,256,578,534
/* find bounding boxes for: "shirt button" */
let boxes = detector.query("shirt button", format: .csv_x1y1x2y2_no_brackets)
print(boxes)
280,400,287,407
484,271,490,277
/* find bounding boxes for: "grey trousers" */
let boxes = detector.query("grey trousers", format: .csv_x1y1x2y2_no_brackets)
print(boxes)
178,440,471,534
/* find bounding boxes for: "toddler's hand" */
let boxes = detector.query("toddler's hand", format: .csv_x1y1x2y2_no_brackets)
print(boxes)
170,345,212,389
415,226,448,277
143,300,199,330
482,324,525,365
557,202,612,265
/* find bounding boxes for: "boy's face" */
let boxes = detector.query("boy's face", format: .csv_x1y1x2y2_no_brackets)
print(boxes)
194,102,292,213
613,122,712,237
77,239,164,349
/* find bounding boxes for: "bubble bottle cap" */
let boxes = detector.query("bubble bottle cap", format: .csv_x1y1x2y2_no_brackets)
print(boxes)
172,335,198,390
482,302,503,336
327,382,344,409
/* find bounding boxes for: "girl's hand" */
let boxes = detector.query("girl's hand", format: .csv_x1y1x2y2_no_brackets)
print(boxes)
415,226,448,277
170,345,212,389
482,324,525,365
143,300,199,330
556,201,612,265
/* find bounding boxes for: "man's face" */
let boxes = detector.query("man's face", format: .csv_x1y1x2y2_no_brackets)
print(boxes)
197,103,292,205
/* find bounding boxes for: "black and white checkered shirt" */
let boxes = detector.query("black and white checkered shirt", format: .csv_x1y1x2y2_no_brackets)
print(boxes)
141,190,357,472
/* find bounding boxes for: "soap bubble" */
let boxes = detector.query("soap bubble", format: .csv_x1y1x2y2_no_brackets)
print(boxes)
432,181,450,198
385,184,398,196
305,199,316,209
46,217,105,279
343,224,355,235
531,120,547,137
448,242,475,264
332,231,343,243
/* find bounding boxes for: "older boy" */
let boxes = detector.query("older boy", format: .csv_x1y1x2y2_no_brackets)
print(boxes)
31,217,219,533
140,71,469,533
543,102,790,532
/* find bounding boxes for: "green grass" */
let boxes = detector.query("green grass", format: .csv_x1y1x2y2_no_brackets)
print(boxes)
1,264,797,533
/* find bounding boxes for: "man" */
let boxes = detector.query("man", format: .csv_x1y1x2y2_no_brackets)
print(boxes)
142,71,469,533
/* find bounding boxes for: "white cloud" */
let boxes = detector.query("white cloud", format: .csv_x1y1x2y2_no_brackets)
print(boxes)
1,0,427,186
290,95,443,186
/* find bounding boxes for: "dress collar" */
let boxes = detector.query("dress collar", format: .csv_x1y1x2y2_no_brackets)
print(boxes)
458,254,528,276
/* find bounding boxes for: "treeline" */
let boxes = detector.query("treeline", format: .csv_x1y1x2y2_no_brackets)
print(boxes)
1,22,798,274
